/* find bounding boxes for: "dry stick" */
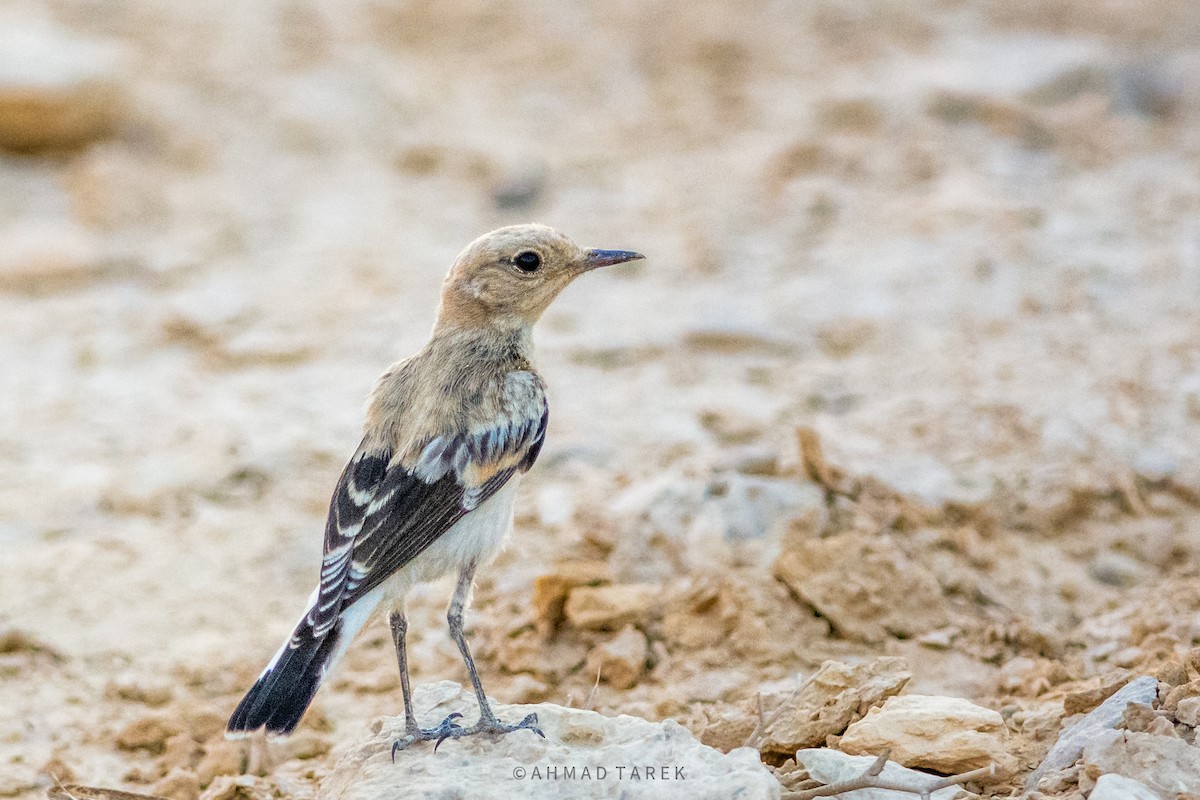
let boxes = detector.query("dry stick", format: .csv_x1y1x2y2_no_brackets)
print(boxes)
582,663,603,711
783,751,998,800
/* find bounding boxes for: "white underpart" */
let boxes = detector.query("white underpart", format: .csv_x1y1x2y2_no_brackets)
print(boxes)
401,477,519,587
261,478,521,682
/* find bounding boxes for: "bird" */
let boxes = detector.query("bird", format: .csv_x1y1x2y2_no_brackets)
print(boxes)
226,224,644,752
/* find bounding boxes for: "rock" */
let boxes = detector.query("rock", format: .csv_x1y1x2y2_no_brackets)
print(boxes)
107,672,175,707
199,775,261,800
1175,696,1200,727
0,626,59,656
0,16,125,152
116,713,186,754
697,705,757,753
195,739,243,788
0,221,107,295
660,582,732,651
713,446,781,477
1087,553,1144,588
1082,730,1200,796
1188,647,1200,679
160,732,201,772
1133,446,1178,482
320,681,780,800
1113,62,1182,119
154,768,201,800
795,749,964,800
1026,675,1158,791
682,326,793,356
759,657,911,758
1145,715,1179,737
1122,702,1158,733
814,317,878,358
183,708,228,742
494,627,587,682
1181,373,1200,421
839,694,1016,774
773,532,948,643
1062,671,1132,715
280,729,331,761
698,474,823,541
217,328,313,368
0,764,39,797
814,96,885,135
1087,773,1160,800
585,625,648,689
534,483,577,527
1163,680,1200,716
531,560,611,636
564,584,660,631
1156,660,1189,687
491,160,547,211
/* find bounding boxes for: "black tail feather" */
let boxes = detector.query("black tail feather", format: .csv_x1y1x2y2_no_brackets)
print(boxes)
227,622,341,737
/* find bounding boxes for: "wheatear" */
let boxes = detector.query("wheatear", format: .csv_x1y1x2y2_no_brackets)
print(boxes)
226,225,643,751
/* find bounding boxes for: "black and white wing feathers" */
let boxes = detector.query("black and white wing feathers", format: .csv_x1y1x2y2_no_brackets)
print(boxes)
303,374,548,641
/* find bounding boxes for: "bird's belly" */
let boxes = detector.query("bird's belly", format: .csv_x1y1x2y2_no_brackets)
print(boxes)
406,478,519,586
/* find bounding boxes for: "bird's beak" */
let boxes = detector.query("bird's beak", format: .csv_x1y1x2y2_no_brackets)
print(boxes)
581,249,645,271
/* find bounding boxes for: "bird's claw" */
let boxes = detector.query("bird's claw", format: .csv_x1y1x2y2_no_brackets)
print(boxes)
502,712,545,739
431,712,467,751
393,711,543,757
391,712,467,760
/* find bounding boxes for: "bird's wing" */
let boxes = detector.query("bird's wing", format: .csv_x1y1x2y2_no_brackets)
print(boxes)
303,372,548,640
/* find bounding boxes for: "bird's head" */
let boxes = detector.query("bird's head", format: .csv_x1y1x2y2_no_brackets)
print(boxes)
435,224,643,331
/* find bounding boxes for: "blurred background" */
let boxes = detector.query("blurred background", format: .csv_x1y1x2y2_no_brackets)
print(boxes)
1,0,1199,797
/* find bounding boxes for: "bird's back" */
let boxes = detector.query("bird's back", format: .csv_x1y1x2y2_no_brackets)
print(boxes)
364,325,541,467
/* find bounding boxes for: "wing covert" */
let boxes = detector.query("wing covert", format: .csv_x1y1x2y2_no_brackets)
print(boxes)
302,371,548,641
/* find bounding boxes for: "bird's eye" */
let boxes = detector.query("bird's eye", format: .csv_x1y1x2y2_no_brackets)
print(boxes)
514,251,542,273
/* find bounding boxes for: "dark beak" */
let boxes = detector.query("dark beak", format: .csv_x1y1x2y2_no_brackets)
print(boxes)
582,248,645,270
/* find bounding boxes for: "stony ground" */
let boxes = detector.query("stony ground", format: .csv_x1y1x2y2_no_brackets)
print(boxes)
2,1,1200,798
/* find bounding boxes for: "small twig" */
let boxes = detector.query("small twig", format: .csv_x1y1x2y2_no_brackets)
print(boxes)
582,663,602,711
783,751,997,800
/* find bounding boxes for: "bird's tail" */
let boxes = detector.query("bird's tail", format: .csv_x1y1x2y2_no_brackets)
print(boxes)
227,588,381,738
226,616,341,738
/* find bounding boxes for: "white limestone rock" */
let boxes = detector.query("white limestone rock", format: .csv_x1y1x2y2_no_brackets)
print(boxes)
795,749,971,800
319,681,780,800
1026,675,1159,791
1081,730,1200,797
1087,773,1161,800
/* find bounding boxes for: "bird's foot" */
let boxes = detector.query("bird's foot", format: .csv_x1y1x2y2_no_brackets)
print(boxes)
390,713,466,760
432,711,543,751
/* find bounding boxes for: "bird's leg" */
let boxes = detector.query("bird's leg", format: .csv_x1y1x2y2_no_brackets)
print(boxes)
389,610,465,758
433,562,543,748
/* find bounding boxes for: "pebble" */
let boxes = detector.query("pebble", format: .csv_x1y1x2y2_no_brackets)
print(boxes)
0,221,106,295
584,625,648,689
840,694,1016,774
1174,696,1200,726
0,16,125,151
115,713,185,754
564,583,660,631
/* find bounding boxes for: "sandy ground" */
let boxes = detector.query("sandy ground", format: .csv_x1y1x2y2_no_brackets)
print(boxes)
2,0,1200,797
